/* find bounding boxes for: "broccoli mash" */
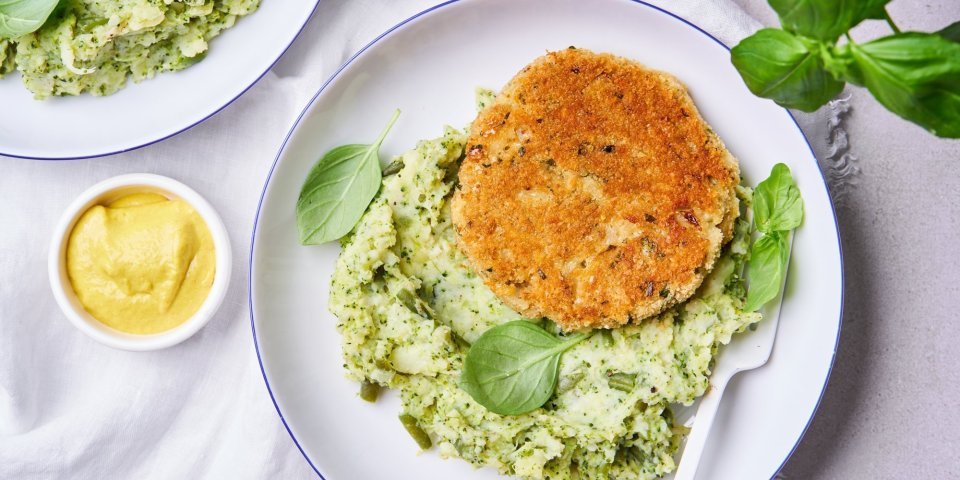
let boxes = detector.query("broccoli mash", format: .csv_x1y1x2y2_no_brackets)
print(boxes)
328,125,761,479
0,0,260,99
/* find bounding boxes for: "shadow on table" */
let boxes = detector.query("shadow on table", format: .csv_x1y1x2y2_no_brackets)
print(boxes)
778,197,878,478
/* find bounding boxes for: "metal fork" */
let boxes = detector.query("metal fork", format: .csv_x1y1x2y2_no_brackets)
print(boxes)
672,231,794,480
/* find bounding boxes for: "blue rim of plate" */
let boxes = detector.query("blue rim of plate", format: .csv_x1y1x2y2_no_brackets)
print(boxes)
249,1,846,478
0,1,323,161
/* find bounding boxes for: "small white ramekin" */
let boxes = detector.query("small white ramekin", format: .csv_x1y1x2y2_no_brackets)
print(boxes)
48,174,232,351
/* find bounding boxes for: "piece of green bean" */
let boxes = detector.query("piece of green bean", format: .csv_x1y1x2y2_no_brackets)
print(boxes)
399,414,432,450
626,446,645,464
600,329,615,347
382,159,404,177
78,17,108,33
557,370,585,394
359,381,380,403
607,371,636,392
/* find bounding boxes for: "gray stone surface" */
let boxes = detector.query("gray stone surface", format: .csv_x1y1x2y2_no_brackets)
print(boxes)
732,0,960,478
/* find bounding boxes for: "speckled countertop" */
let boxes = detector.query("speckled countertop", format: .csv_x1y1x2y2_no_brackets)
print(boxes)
733,0,960,478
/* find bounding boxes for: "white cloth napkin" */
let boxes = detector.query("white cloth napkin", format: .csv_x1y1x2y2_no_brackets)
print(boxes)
0,1,844,478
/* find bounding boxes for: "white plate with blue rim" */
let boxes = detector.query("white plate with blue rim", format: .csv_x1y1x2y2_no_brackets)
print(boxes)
249,0,844,478
0,0,320,160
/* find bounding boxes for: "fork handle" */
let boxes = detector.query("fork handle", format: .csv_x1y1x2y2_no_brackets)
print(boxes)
672,372,733,480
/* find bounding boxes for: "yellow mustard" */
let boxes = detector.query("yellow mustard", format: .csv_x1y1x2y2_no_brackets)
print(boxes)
66,192,216,334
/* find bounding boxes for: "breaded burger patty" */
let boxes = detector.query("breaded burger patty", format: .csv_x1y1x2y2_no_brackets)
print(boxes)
451,48,741,331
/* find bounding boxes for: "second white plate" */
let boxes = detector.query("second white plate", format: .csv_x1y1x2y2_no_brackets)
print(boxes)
0,0,320,160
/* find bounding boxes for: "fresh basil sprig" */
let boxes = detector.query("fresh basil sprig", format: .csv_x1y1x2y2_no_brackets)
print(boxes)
838,33,960,138
730,29,844,111
460,320,589,416
939,21,960,42
296,110,400,245
0,0,60,39
769,0,890,41
731,1,960,138
745,163,804,312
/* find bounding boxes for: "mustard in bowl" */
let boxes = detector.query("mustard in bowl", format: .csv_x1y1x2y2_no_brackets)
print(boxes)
49,174,231,350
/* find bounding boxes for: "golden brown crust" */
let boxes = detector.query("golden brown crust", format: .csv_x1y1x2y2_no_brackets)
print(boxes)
451,48,740,331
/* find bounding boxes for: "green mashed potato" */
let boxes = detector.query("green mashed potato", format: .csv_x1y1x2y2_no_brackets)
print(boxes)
0,0,260,99
329,127,761,479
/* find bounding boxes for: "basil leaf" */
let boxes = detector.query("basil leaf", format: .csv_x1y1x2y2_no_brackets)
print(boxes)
745,231,790,312
938,21,960,43
460,321,589,416
731,29,845,112
842,33,960,138
296,110,400,245
769,0,890,41
753,163,803,233
745,163,804,312
0,0,59,39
